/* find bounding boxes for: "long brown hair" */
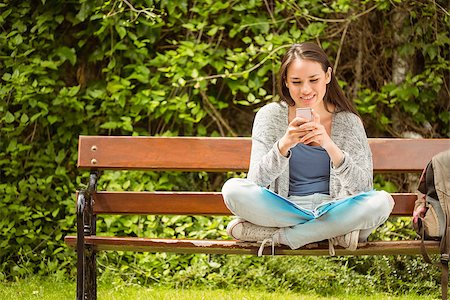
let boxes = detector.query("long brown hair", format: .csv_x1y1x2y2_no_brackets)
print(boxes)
277,43,359,116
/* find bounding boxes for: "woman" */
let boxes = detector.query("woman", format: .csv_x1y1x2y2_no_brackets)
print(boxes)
221,42,394,256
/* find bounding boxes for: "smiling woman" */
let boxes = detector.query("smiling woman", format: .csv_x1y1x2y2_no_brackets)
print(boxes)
222,42,395,256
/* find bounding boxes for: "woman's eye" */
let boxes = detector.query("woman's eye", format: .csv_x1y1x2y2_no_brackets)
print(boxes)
292,81,301,84
310,79,318,82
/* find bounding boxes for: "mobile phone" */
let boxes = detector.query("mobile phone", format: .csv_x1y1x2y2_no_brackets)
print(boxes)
296,108,312,122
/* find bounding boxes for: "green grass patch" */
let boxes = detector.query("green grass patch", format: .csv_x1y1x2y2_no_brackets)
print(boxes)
94,253,441,296
0,275,438,300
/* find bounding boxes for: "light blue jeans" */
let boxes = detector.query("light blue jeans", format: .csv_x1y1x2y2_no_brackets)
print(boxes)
222,178,395,249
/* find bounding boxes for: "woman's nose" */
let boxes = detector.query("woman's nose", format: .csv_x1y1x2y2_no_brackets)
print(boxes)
301,82,311,94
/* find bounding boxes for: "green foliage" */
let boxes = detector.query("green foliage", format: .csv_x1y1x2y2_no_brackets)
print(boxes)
1,0,448,294
356,68,449,136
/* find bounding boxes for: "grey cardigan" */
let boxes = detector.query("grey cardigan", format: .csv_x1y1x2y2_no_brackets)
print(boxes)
247,102,373,199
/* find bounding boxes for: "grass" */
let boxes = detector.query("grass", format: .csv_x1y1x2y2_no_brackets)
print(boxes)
0,276,439,300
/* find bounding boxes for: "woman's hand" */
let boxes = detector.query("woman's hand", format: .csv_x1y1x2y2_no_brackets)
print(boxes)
277,116,312,156
298,110,332,149
299,110,345,167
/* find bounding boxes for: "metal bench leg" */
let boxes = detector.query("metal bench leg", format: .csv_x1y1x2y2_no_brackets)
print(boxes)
86,245,97,300
85,172,98,300
77,192,86,300
77,172,99,300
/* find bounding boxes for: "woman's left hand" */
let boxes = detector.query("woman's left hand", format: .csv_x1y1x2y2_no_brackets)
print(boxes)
298,110,332,149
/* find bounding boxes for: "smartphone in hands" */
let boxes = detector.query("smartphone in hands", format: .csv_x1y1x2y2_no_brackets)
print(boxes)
296,107,313,122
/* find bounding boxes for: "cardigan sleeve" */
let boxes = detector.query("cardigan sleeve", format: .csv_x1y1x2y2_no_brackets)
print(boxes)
247,104,290,188
330,113,373,196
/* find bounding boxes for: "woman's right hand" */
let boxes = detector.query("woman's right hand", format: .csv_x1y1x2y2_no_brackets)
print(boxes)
277,117,311,157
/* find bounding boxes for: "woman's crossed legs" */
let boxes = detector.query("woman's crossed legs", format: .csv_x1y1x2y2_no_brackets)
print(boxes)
222,178,394,249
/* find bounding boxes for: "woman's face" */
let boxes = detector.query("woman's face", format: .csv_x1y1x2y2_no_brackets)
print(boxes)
285,58,331,109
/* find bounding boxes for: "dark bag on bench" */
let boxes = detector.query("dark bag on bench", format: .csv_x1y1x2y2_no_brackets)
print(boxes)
413,150,450,300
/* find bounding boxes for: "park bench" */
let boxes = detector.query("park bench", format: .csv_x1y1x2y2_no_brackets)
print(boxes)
65,136,450,300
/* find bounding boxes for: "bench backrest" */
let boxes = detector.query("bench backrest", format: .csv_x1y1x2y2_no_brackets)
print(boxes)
77,136,450,217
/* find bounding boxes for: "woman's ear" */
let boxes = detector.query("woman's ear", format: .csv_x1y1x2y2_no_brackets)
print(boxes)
325,67,332,84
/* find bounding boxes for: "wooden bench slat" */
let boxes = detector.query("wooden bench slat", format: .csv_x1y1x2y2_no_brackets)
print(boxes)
63,236,439,256
78,136,251,172
78,136,450,172
93,191,227,215
390,193,417,216
91,191,416,216
370,139,450,172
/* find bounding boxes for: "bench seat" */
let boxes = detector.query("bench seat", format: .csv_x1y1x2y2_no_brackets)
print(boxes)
64,236,439,256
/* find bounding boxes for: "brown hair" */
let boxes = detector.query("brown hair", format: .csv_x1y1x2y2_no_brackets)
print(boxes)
277,43,359,116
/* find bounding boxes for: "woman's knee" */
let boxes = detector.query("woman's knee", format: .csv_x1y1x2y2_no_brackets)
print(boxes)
222,178,249,198
221,178,255,211
375,190,395,212
363,191,394,226
343,191,395,231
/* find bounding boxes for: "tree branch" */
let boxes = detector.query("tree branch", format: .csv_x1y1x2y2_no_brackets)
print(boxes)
122,0,158,20
297,4,379,23
200,90,237,137
333,21,350,73
188,44,291,84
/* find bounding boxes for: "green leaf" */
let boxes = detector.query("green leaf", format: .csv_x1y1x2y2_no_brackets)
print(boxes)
67,85,80,97
191,69,199,79
12,34,23,45
115,25,127,39
403,102,419,115
304,22,326,37
107,82,124,93
55,47,77,65
207,26,219,36
2,73,11,81
47,115,58,124
55,150,65,164
52,208,60,218
30,112,42,122
107,58,116,69
100,121,119,129
6,139,17,152
4,111,14,123
76,2,89,22
20,114,29,123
